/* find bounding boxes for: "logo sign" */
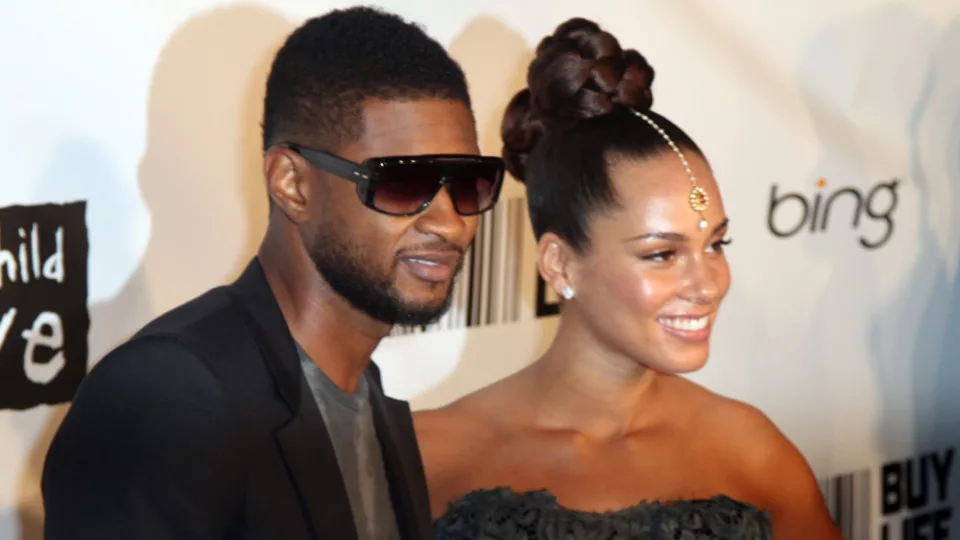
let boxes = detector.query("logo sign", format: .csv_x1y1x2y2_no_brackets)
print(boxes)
821,446,955,540
0,201,89,410
767,178,900,249
881,447,954,540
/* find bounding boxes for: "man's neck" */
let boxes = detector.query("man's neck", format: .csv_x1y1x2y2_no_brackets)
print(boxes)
258,236,391,393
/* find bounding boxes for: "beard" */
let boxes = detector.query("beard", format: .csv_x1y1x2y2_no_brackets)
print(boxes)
306,226,462,327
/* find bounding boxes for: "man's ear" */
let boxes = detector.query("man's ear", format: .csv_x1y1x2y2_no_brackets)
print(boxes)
537,232,579,298
264,145,311,222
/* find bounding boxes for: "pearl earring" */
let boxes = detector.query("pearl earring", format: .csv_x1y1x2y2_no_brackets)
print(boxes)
560,286,575,300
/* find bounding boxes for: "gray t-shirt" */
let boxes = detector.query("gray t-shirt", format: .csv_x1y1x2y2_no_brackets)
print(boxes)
296,343,401,540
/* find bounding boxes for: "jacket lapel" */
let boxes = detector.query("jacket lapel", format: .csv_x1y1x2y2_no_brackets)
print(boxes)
273,379,358,540
228,259,358,540
368,378,433,540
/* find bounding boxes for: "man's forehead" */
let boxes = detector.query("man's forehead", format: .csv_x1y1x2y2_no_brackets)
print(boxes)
343,98,479,158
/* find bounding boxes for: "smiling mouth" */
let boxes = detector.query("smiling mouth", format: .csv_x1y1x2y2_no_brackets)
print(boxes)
656,315,710,331
655,314,714,343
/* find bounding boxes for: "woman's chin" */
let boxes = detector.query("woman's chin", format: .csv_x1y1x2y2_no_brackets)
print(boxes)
647,351,710,375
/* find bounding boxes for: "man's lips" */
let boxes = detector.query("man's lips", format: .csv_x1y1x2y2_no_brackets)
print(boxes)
397,250,461,283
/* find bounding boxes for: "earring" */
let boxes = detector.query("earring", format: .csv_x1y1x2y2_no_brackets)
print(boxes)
560,286,575,300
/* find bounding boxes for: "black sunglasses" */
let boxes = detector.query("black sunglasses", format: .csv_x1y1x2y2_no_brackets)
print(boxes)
280,143,505,217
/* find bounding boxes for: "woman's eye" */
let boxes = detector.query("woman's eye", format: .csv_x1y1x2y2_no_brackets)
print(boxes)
709,238,733,253
641,250,676,262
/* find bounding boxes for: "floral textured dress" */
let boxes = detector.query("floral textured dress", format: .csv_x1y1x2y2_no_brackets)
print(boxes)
434,488,772,540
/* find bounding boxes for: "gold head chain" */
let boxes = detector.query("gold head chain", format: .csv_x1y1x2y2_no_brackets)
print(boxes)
631,110,710,231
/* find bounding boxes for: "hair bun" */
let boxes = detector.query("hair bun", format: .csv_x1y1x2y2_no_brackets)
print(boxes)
501,18,655,181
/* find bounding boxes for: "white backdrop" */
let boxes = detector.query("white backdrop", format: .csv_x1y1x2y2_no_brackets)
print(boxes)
1,1,958,538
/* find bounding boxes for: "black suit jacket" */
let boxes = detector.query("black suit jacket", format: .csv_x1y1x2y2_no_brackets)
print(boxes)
42,259,433,540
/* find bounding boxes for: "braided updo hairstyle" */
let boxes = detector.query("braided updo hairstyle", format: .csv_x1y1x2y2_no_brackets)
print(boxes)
502,18,704,252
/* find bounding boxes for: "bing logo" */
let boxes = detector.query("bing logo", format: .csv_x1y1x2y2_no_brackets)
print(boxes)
767,177,900,249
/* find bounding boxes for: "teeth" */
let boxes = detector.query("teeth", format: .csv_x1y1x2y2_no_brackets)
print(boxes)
659,316,708,331
409,259,439,266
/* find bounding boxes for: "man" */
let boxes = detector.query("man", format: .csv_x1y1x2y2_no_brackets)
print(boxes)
41,6,504,539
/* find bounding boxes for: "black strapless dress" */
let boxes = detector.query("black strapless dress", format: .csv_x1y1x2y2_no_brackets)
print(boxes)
434,487,772,540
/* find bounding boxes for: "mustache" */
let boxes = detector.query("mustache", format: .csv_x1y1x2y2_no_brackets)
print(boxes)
395,241,466,257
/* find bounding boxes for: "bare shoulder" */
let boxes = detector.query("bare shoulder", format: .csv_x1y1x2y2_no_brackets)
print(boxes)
413,387,506,516
689,386,787,454
414,372,525,450
414,398,492,463
666,377,797,465
413,385,504,451
678,380,842,539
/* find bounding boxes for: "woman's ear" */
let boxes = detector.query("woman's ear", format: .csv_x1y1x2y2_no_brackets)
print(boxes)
537,233,578,300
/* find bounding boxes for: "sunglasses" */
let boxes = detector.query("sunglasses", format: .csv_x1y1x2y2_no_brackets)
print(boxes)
280,143,506,217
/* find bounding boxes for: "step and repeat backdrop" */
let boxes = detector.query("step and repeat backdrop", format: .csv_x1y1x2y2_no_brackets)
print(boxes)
1,1,958,538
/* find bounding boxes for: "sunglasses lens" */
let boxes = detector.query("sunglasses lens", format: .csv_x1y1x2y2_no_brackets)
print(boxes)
372,164,440,215
371,161,503,216
445,165,500,215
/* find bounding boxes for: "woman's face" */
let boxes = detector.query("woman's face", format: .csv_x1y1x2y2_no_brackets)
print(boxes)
566,150,731,374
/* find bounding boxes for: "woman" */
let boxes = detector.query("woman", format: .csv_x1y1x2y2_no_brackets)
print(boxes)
414,17,842,540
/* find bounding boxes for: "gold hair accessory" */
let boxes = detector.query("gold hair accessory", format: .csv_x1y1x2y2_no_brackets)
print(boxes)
631,110,710,231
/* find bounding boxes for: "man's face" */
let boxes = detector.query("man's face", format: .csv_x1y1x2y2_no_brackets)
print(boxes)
302,98,482,326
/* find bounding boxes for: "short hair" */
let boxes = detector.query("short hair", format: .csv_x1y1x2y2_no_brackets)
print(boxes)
501,18,703,252
262,6,471,152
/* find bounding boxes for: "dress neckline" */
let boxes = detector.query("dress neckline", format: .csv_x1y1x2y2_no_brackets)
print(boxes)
435,486,773,540
442,486,768,518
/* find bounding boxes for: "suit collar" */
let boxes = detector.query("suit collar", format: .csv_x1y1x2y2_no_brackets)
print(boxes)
227,259,356,539
229,257,304,412
227,258,431,540
369,384,434,540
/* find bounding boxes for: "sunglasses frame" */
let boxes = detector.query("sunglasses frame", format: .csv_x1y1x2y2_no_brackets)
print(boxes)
279,143,505,217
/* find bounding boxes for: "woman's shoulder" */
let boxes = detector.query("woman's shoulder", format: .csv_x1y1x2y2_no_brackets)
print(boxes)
665,376,788,448
414,384,506,441
669,377,840,537
670,377,801,472
413,382,518,451
414,387,514,517
414,369,531,434
413,405,488,463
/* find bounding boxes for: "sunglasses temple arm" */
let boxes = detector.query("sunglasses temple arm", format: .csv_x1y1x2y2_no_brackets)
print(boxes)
289,145,372,186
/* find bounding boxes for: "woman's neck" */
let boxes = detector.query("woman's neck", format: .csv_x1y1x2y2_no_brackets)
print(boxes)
522,315,663,441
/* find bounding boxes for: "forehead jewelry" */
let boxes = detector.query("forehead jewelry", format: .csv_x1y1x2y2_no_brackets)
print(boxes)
631,110,710,231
